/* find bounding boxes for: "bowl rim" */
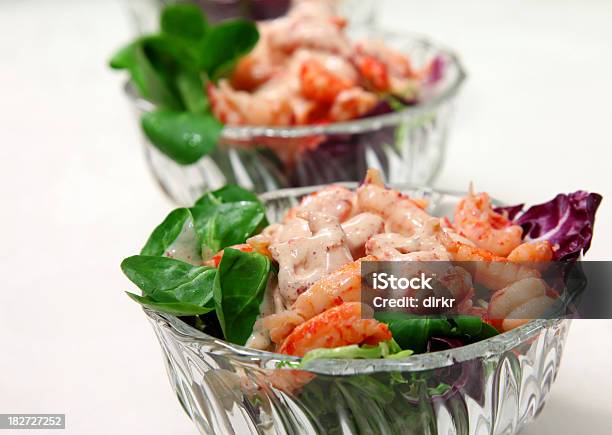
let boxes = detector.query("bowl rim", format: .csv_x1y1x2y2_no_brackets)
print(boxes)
140,182,567,375
124,30,467,139
145,309,562,374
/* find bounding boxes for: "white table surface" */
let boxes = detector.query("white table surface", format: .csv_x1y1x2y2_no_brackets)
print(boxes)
1,0,611,433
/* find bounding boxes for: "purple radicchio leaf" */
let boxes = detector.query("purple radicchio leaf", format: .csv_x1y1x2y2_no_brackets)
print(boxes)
498,192,602,261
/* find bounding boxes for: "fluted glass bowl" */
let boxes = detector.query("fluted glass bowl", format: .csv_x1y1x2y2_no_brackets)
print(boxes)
129,0,377,35
126,31,466,205
141,186,569,434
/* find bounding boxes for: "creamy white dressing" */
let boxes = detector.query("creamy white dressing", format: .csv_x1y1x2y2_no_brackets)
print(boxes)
269,212,352,303
165,218,202,265
297,186,355,222
250,172,463,346
341,212,385,257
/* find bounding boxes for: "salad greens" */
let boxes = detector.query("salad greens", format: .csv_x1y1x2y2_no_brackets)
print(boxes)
140,207,192,257
191,200,267,256
110,4,259,165
122,184,271,345
374,312,499,354
191,186,268,257
122,256,216,316
301,340,414,365
214,248,271,345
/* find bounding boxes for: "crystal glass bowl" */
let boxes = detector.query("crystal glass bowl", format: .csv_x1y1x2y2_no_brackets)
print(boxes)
141,186,569,434
130,0,377,33
126,31,466,205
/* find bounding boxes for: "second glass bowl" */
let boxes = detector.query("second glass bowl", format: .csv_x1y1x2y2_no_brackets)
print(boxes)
127,31,466,205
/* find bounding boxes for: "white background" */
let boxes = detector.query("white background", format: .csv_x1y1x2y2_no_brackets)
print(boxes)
1,0,611,433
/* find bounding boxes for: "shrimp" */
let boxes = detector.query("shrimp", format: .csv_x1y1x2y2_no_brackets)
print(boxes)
507,241,554,264
229,25,284,92
207,243,254,267
299,57,355,104
284,185,356,223
363,232,473,311
263,256,373,345
356,169,435,236
501,296,556,331
248,218,312,256
278,302,391,356
266,3,352,56
340,212,385,258
454,187,523,257
328,88,378,121
487,278,555,331
354,39,416,79
208,81,293,126
269,211,353,303
442,238,540,290
365,228,450,262
354,54,390,91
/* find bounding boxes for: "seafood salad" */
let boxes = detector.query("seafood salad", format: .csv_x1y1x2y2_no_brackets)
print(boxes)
111,2,455,177
210,0,440,126
121,169,601,362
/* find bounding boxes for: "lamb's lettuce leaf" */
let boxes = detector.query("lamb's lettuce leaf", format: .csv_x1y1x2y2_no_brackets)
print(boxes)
121,255,216,308
161,3,208,42
141,108,221,165
109,4,258,165
214,248,271,345
126,292,213,316
374,313,499,354
140,208,193,257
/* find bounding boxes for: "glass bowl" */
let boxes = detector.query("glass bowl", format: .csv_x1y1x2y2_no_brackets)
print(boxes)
126,30,466,205
129,0,377,33
140,186,569,434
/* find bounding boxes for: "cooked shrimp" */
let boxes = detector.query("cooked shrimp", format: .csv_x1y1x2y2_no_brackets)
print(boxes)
269,211,353,303
328,88,378,121
300,58,355,104
362,232,473,310
277,302,391,356
354,54,390,91
354,39,416,79
208,81,293,126
292,255,374,320
284,185,356,222
248,217,313,256
263,256,372,345
507,241,554,263
454,187,523,257
266,3,352,56
229,25,284,92
487,278,555,331
442,239,540,290
207,243,254,267
365,226,450,262
356,169,435,236
341,212,385,258
501,296,556,331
